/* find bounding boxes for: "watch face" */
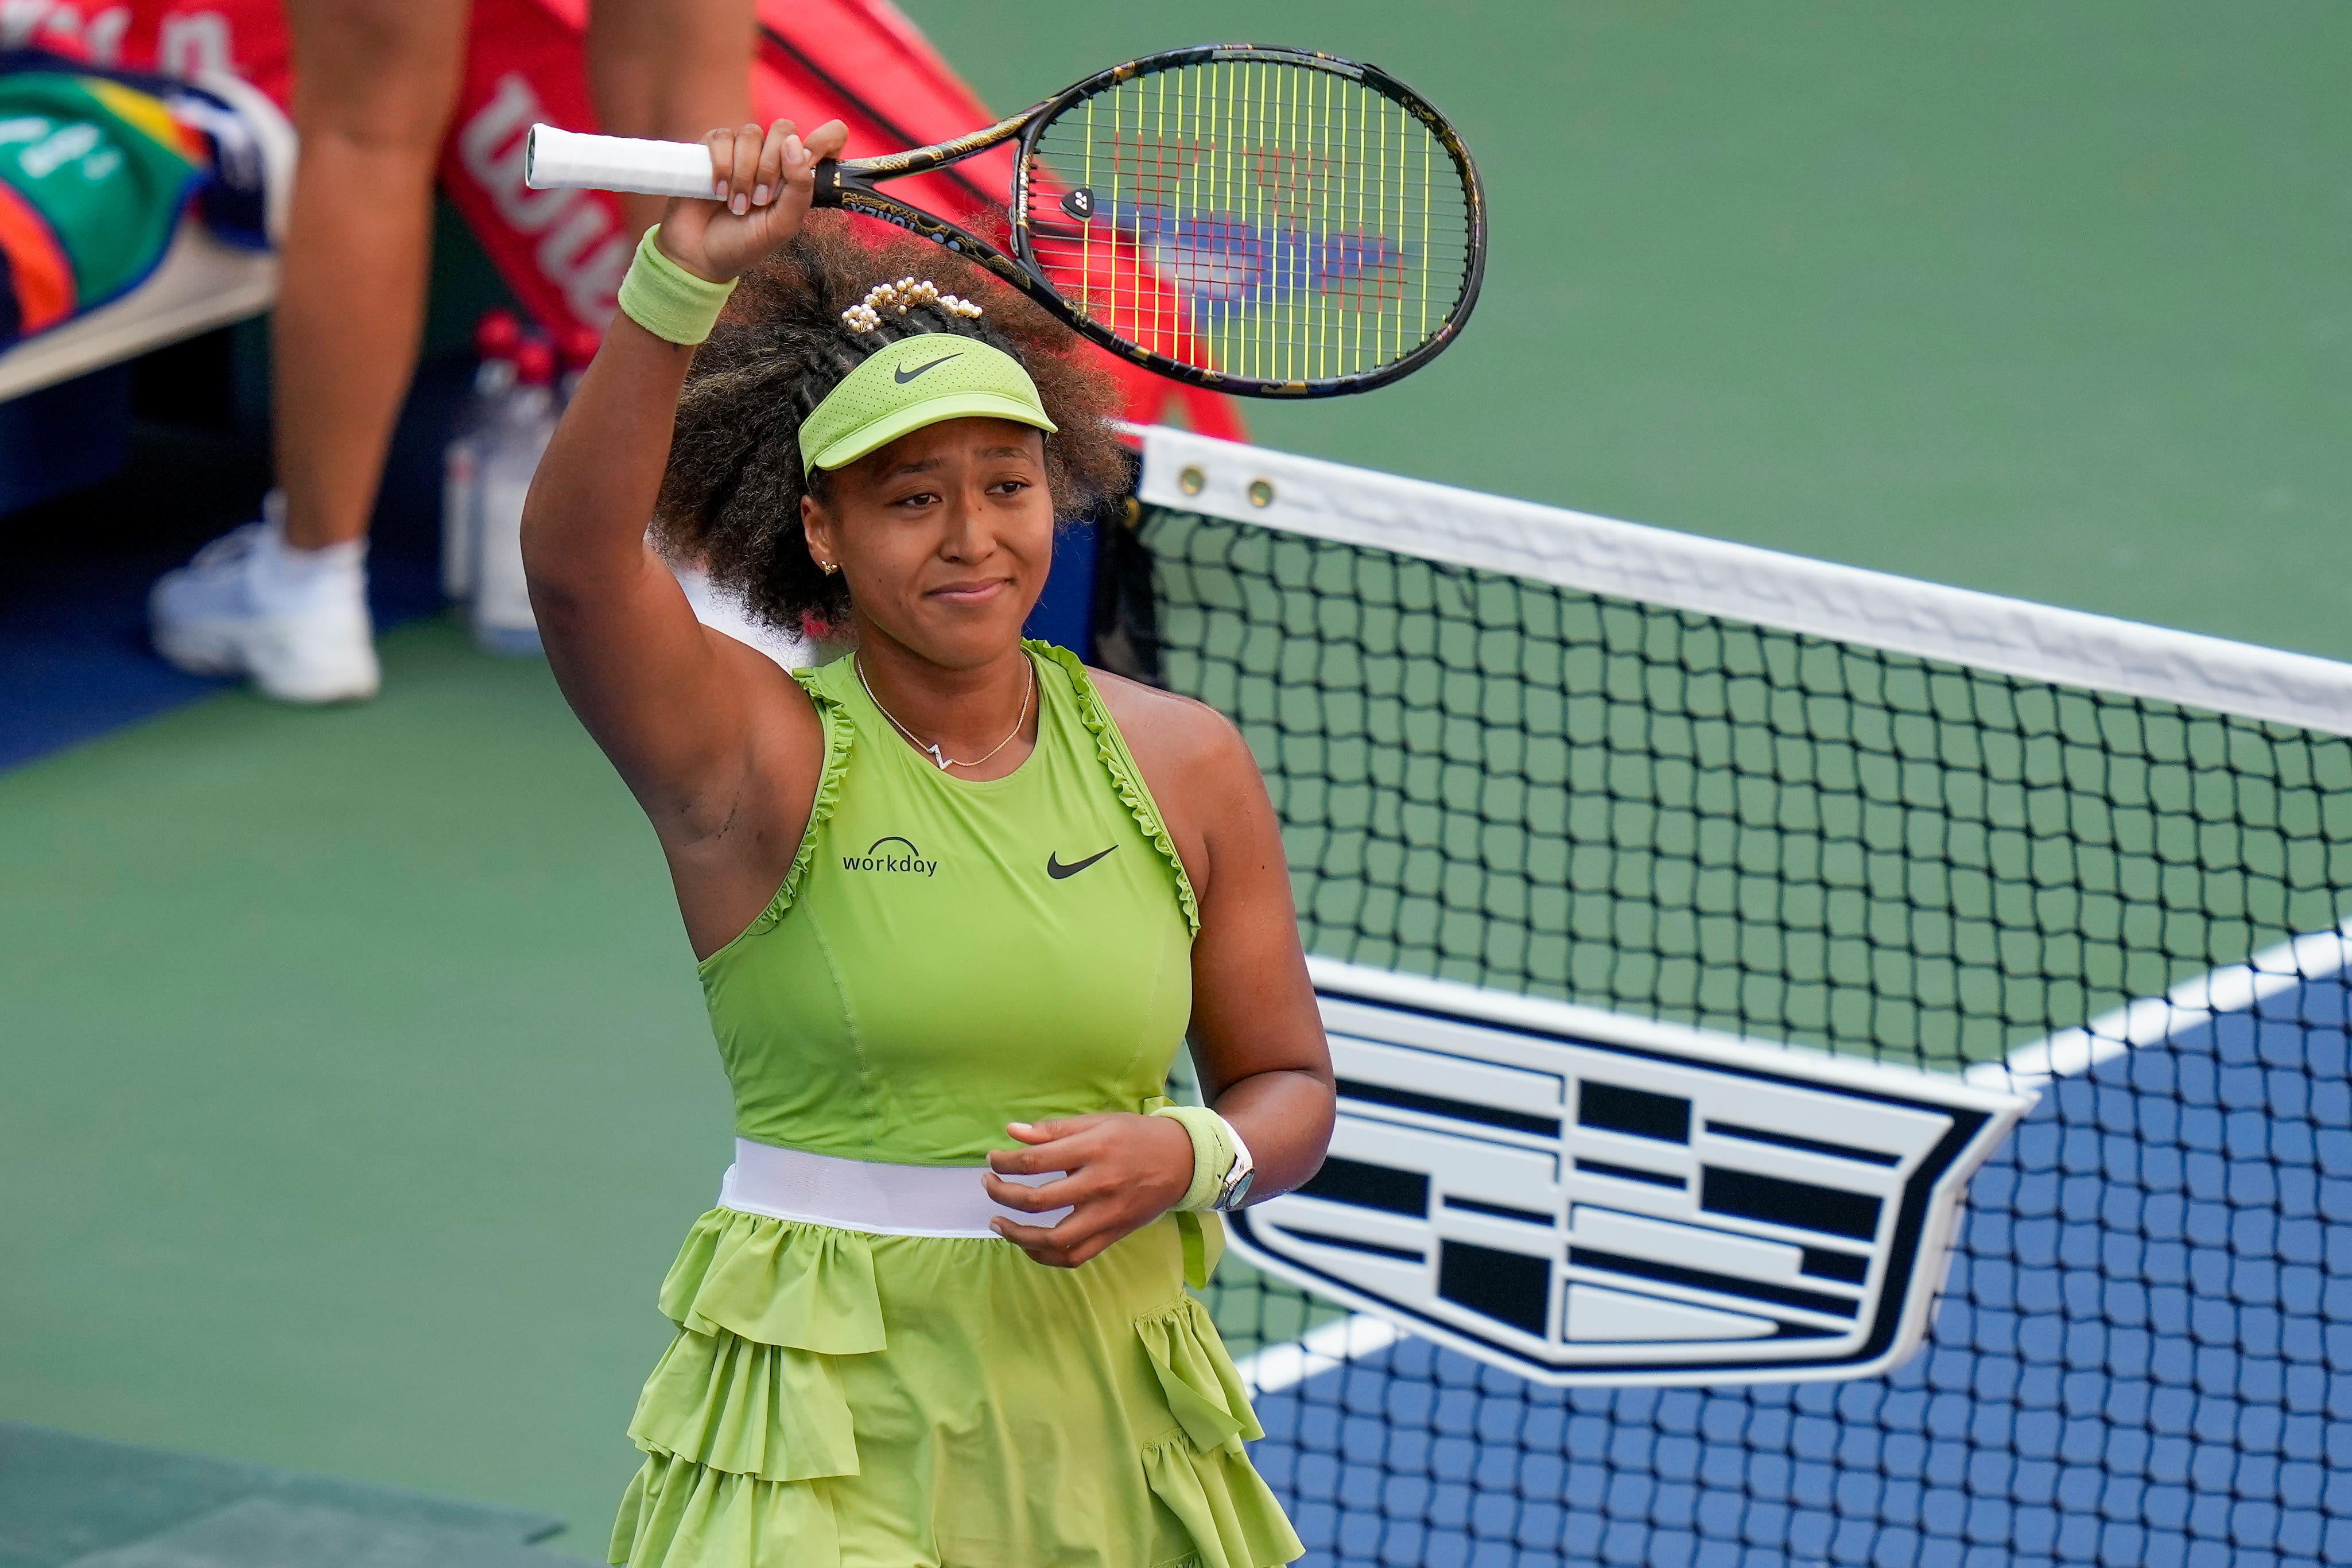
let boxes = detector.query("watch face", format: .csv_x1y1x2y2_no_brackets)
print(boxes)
1218,1167,1256,1212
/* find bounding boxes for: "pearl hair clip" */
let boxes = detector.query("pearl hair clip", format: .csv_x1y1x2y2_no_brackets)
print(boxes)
840,276,985,333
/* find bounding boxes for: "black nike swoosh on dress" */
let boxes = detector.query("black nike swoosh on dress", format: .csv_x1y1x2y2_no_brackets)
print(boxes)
894,354,961,383
1046,847,1117,879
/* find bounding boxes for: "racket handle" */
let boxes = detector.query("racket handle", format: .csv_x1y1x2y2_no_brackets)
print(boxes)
524,125,720,200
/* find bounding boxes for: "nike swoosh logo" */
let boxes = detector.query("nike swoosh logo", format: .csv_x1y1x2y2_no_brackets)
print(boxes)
1046,846,1117,880
894,353,961,384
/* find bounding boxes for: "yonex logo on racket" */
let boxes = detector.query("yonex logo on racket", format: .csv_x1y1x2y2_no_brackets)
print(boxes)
843,835,938,876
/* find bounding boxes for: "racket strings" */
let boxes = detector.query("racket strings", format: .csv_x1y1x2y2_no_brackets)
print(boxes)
1023,61,1473,383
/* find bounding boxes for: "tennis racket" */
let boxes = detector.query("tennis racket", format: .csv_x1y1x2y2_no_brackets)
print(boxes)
525,44,1485,398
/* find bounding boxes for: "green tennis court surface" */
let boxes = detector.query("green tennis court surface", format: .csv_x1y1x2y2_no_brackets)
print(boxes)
910,0,2352,662
0,1419,564,1568
0,623,720,1542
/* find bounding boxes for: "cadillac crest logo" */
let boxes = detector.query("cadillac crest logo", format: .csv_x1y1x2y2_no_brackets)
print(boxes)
1228,958,2038,1387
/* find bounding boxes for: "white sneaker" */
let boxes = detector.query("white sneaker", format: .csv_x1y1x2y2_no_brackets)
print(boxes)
150,494,382,704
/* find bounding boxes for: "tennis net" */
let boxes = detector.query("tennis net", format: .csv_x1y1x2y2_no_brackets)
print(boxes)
1115,426,2352,1568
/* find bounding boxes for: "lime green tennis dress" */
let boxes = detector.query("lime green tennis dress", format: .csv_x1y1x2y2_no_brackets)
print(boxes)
609,642,1303,1568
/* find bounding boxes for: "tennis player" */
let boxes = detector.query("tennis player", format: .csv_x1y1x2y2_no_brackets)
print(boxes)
524,119,1330,1565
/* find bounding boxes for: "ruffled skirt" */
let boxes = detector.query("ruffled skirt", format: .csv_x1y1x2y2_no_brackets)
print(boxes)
609,1208,1302,1568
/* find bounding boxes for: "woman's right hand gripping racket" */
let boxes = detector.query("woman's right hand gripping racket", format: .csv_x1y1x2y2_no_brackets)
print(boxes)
526,44,1485,398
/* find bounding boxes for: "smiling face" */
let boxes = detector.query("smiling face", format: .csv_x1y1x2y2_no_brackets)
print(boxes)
799,417,1054,670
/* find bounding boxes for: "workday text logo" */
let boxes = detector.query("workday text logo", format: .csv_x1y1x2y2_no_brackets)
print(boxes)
843,836,938,877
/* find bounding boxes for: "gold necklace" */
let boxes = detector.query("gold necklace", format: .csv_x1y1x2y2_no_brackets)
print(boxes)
855,654,1035,772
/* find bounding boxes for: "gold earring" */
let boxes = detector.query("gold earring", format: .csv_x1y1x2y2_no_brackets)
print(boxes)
820,560,839,575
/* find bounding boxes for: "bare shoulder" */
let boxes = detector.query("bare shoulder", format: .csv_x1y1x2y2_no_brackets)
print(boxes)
1086,665,1254,785
1084,663,1294,917
1084,665,1268,900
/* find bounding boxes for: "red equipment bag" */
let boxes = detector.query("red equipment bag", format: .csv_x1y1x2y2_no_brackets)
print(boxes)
39,0,1241,436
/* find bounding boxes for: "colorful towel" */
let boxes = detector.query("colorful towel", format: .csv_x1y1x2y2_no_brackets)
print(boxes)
0,50,265,346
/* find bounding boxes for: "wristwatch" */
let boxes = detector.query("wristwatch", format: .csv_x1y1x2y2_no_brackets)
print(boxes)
1208,1117,1257,1212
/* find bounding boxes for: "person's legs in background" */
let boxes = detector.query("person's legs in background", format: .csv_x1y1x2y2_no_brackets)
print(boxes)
152,0,755,704
588,0,756,240
149,0,469,703
271,0,474,564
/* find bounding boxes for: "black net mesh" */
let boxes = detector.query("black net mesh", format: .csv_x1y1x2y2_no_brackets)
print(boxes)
1131,499,2352,1567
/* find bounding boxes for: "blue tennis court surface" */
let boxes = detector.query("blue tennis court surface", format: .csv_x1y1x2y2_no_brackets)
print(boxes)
1245,948,2352,1568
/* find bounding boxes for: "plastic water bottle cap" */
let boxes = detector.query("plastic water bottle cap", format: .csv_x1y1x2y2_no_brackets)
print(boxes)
513,340,557,387
475,309,523,360
560,325,604,371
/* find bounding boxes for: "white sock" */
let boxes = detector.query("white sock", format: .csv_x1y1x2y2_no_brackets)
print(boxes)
256,491,366,606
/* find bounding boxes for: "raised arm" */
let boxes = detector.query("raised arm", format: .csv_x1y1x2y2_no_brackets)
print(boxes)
522,119,845,860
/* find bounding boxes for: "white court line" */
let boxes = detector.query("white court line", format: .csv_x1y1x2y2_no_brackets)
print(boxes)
1235,1310,1402,1395
1239,920,2352,1392
1964,916,2352,1093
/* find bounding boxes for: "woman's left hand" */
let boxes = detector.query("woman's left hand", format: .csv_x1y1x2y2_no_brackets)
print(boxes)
984,1113,1196,1268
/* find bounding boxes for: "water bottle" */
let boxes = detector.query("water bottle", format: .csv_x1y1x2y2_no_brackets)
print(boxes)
441,309,522,601
471,338,558,655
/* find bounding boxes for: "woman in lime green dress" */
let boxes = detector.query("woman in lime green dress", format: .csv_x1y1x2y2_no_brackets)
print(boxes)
522,118,1334,1567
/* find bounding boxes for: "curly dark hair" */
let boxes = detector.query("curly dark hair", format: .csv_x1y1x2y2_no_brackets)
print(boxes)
654,215,1129,631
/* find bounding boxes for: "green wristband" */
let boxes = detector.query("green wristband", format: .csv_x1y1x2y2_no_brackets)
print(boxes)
616,225,737,346
1148,1104,1235,1212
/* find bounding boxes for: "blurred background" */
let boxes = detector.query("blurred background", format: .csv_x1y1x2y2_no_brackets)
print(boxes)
2,0,2346,1551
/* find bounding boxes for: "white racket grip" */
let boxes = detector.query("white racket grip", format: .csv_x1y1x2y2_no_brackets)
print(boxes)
524,125,720,200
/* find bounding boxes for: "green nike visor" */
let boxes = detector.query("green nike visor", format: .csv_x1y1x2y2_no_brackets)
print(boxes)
800,332,1058,476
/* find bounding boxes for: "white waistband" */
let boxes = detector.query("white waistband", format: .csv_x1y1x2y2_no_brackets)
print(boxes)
717,1138,1070,1239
